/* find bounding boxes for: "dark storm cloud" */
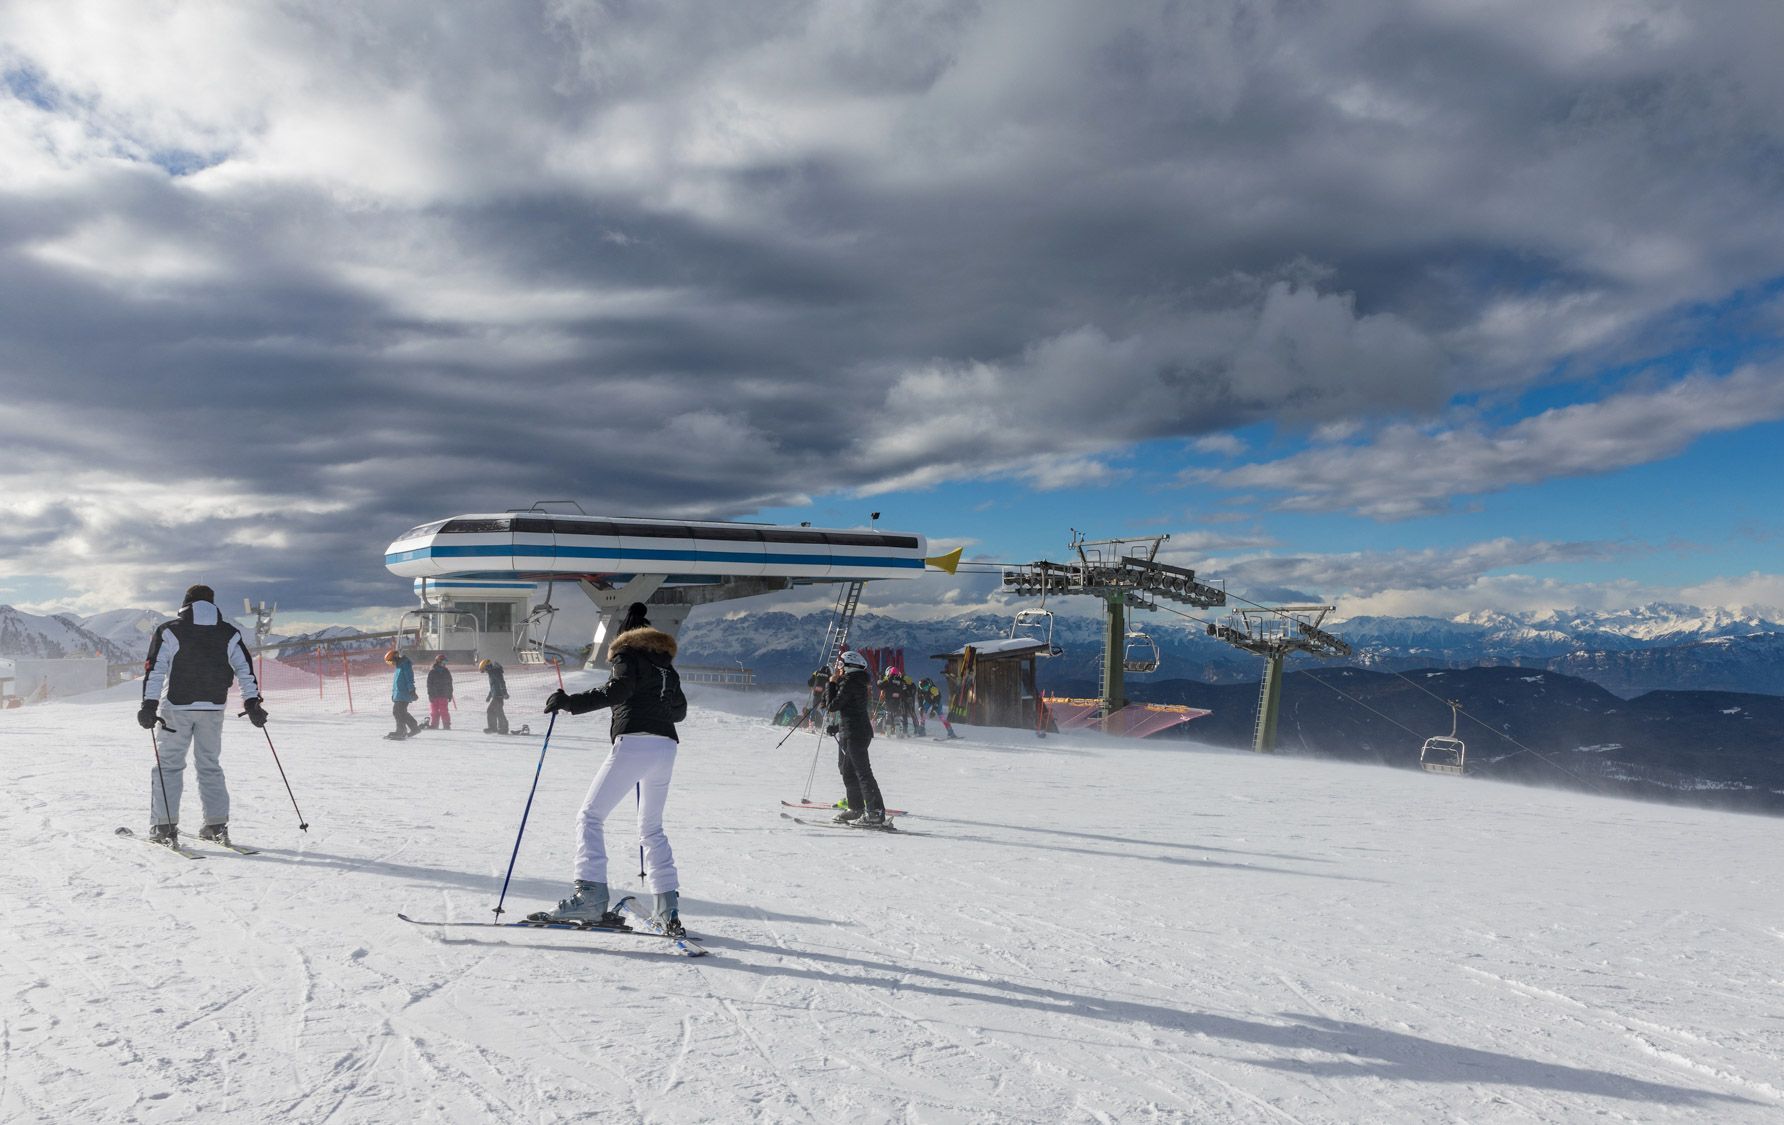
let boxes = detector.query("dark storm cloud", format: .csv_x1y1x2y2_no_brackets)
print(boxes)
3,0,1783,608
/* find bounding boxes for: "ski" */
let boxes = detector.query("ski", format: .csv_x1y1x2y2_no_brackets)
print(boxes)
114,826,205,860
397,900,707,957
781,799,909,816
191,835,260,855
614,898,708,957
779,813,923,836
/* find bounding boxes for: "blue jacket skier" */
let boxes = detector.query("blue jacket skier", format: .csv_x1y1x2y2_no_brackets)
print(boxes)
385,650,421,739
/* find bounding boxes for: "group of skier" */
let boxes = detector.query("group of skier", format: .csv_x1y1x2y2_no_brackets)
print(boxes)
800,663,944,738
381,650,510,740
134,586,891,941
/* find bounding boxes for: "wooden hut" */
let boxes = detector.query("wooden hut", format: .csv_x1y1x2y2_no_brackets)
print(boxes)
932,637,1054,731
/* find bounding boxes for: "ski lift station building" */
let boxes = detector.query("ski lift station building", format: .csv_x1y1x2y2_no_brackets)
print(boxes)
384,510,947,667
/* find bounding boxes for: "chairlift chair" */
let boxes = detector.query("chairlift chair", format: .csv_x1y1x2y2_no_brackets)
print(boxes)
398,607,481,654
515,595,559,665
1010,608,1062,657
1420,700,1467,775
1122,630,1160,674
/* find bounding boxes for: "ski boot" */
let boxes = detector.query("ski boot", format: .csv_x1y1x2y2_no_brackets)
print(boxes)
653,890,686,938
832,807,864,824
859,809,887,827
199,823,230,846
529,881,629,929
148,823,179,846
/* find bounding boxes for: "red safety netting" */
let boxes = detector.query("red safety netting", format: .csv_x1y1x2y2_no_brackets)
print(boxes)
240,648,573,721
1043,696,1212,739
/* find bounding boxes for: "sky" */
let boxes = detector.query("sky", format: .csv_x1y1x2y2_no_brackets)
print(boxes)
3,0,1783,631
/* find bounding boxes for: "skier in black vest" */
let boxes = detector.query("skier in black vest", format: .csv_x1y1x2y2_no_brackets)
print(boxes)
137,584,266,847
825,650,888,825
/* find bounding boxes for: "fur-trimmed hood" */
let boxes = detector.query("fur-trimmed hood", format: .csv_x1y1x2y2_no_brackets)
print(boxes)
609,626,677,660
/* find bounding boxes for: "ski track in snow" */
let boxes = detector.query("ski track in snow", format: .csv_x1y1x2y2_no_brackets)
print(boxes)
2,687,1781,1122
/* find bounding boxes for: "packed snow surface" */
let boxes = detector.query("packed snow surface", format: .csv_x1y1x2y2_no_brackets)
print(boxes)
3,685,1780,1123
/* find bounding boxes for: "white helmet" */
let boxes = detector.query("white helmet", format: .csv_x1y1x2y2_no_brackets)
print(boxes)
839,650,869,669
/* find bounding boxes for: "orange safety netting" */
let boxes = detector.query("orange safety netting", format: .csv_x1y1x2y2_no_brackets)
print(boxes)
1042,696,1211,739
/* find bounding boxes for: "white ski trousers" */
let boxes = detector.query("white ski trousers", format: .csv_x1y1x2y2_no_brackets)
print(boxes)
574,733,679,894
150,708,228,828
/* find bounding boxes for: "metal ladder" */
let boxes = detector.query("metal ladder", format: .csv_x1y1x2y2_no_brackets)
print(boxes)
817,580,865,666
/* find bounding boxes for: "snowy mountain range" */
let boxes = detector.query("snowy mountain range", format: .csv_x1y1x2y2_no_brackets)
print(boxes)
676,603,1784,697
4,600,1779,697
0,605,137,664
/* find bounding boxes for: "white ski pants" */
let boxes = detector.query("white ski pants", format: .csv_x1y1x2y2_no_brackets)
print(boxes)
150,708,228,828
574,733,679,894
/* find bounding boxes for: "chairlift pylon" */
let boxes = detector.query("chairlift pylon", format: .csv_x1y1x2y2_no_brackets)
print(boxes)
1121,629,1160,674
1420,699,1467,776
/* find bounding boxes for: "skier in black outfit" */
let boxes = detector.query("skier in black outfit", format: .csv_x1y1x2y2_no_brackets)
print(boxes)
479,658,509,734
825,649,887,825
425,654,454,729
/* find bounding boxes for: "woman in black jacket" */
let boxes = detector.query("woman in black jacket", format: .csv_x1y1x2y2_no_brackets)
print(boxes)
537,603,689,935
825,650,888,825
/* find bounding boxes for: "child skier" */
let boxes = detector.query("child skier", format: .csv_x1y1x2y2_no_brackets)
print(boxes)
479,658,509,734
425,654,454,729
385,650,421,739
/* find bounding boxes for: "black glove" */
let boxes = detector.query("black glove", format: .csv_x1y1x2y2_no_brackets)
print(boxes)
826,722,839,736
137,700,159,730
544,689,570,714
243,698,269,727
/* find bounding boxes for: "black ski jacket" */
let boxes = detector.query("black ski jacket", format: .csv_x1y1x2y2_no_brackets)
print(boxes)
824,667,875,742
558,627,683,742
142,600,261,709
426,662,454,700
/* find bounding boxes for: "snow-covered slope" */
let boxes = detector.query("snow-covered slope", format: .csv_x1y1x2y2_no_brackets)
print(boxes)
2,691,1779,1122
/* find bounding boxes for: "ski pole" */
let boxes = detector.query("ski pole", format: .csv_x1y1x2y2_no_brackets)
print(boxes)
799,715,830,804
773,706,815,749
636,781,645,879
493,710,558,920
255,723,310,832
148,719,176,830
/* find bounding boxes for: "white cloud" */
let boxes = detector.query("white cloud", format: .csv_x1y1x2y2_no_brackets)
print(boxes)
4,1,1784,610
1190,365,1784,518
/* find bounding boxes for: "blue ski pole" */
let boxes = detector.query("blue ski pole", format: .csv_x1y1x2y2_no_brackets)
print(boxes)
493,710,558,920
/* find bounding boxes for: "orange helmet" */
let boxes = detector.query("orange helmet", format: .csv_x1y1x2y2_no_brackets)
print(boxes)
384,649,400,663
477,659,492,671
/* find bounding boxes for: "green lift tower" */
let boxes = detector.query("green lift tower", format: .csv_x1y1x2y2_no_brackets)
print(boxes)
1207,606,1351,753
1002,533,1227,721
